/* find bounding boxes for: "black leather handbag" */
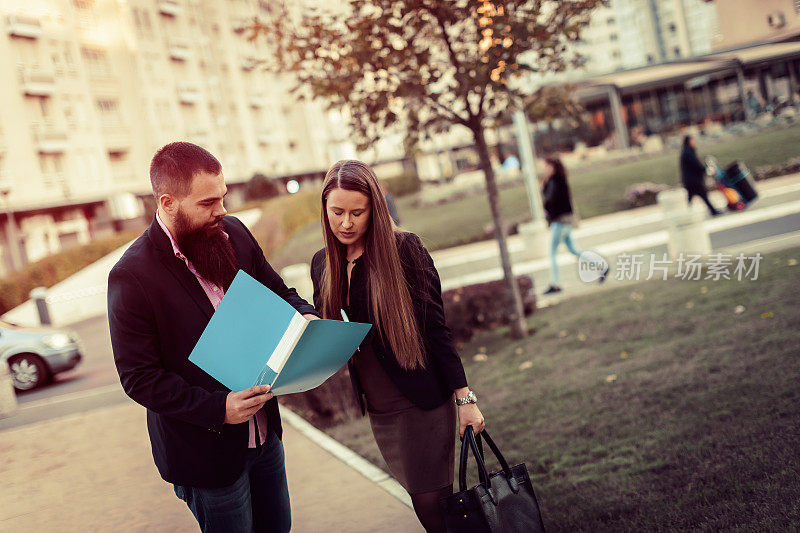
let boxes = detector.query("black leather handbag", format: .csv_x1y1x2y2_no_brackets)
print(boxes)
440,426,546,533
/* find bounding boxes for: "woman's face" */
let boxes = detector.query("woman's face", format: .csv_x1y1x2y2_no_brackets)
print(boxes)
544,162,554,178
326,187,372,248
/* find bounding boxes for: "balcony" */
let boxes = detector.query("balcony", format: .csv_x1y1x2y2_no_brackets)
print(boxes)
257,131,278,146
177,84,200,105
232,17,252,34
32,123,68,153
102,125,131,152
7,14,43,39
241,55,258,72
188,129,210,147
158,0,181,17
168,39,191,61
249,92,266,109
18,66,56,97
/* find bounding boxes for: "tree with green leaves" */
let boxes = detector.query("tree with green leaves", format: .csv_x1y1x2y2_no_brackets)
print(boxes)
252,0,604,338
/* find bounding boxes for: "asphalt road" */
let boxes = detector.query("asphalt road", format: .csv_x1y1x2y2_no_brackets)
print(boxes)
2,212,798,432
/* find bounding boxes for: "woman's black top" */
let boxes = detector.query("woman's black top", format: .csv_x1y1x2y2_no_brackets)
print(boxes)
542,174,573,223
680,146,707,191
310,232,468,412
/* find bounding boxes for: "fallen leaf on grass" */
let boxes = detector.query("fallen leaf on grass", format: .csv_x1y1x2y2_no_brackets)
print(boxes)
761,312,774,319
519,361,533,370
514,347,524,355
473,354,488,362
478,346,487,353
734,305,746,315
685,301,695,309
620,352,628,359
700,286,708,294
788,259,798,266
558,330,568,338
605,374,617,383
577,333,586,342
629,291,644,301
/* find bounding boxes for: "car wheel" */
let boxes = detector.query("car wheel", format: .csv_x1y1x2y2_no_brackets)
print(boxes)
8,354,48,391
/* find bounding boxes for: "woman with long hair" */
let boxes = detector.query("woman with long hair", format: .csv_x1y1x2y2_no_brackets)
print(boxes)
310,160,484,533
541,157,606,294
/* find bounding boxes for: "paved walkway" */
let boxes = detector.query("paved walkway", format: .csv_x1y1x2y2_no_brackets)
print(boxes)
0,399,421,532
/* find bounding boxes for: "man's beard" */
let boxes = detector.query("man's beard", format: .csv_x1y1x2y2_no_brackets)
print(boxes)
174,209,239,290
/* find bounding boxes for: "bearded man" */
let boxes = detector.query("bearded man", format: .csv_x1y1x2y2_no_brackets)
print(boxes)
107,142,319,532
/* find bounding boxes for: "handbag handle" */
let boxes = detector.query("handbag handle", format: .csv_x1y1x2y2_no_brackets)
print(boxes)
459,427,520,496
458,426,490,493
477,429,514,480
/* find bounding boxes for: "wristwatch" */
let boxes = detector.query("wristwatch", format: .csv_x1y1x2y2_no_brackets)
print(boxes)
455,391,478,406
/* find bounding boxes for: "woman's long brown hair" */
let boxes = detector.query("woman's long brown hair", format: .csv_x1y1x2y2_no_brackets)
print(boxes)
319,160,427,370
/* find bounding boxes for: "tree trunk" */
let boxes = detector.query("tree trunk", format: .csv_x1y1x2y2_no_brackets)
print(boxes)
469,121,528,339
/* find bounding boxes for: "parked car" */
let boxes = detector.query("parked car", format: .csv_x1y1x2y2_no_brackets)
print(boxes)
0,319,83,391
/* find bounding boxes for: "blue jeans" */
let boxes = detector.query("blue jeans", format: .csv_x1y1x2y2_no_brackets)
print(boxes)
173,431,291,533
550,222,582,285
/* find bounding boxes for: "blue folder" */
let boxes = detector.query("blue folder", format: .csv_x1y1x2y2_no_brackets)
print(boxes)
189,270,371,395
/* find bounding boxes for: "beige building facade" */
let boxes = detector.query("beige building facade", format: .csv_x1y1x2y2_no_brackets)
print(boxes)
712,0,800,50
0,0,351,276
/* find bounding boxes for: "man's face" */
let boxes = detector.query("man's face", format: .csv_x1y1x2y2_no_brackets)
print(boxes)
169,171,228,237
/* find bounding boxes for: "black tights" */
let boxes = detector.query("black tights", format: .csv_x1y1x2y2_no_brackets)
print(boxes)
410,484,453,533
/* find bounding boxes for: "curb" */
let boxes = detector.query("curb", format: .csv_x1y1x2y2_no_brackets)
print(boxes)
278,404,413,509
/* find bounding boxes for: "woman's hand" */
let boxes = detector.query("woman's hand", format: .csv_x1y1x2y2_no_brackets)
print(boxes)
458,403,485,437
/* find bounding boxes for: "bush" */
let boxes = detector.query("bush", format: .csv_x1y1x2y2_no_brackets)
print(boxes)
278,366,360,428
753,156,800,181
249,188,321,260
442,275,536,343
383,172,421,197
0,229,142,316
244,173,281,201
623,182,670,208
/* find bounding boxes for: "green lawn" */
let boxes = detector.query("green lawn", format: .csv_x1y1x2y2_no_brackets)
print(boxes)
268,124,800,270
324,247,800,531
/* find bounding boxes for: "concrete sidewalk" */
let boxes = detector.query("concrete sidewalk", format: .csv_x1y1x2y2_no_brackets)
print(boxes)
0,400,421,532
432,174,800,293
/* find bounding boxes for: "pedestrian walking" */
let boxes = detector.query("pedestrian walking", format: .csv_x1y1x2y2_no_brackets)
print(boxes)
108,142,319,533
541,157,605,294
310,160,485,533
680,136,721,217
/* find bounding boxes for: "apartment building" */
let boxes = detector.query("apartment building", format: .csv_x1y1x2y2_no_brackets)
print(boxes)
577,0,720,74
711,0,800,49
0,0,347,276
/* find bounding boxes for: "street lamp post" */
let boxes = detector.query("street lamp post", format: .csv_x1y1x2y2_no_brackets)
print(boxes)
0,187,24,272
512,111,549,258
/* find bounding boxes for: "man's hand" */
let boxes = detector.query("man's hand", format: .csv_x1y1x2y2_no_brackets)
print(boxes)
303,314,320,321
224,385,272,425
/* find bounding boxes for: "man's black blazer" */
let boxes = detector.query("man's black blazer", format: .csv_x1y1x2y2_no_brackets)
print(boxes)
108,215,317,488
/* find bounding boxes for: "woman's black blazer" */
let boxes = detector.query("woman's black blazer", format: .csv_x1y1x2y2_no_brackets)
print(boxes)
310,232,468,412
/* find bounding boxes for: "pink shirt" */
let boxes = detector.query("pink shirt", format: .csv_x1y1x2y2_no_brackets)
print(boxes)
157,212,268,448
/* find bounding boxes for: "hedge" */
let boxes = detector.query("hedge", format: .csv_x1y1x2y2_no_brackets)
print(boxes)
0,229,142,316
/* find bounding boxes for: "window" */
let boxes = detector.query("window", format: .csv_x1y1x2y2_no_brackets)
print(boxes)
609,33,618,42
668,23,677,33
674,47,681,57
81,47,111,77
96,99,121,126
607,17,615,25
612,50,621,59
647,54,655,64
